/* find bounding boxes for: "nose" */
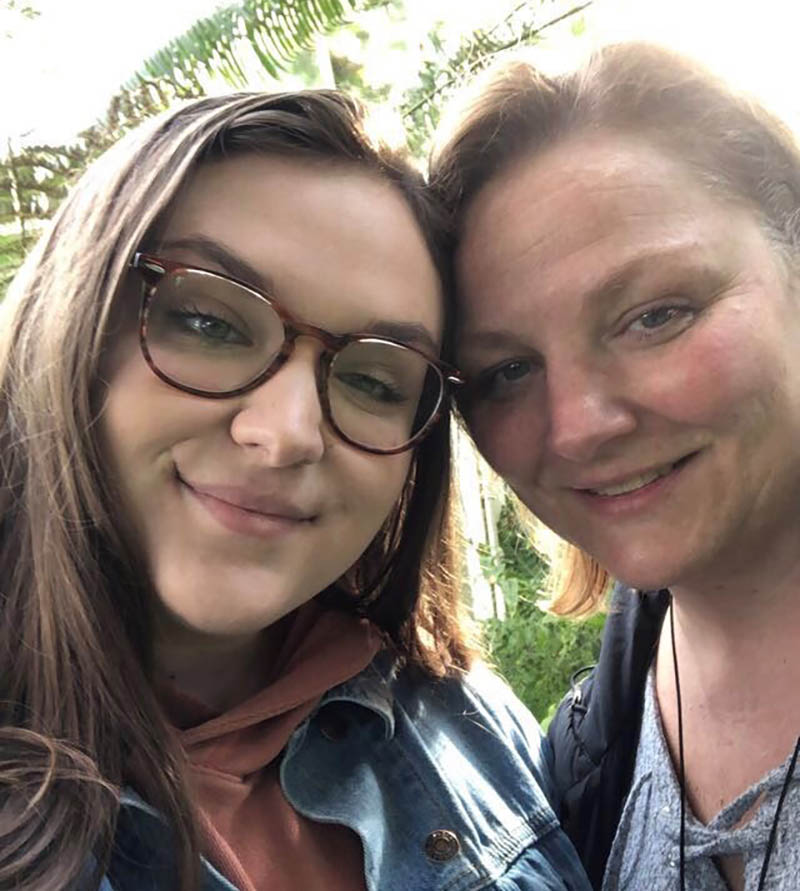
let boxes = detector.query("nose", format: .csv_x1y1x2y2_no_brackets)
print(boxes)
545,358,636,463
229,344,326,467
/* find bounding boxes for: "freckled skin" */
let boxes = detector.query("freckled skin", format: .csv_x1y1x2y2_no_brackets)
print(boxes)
455,133,800,592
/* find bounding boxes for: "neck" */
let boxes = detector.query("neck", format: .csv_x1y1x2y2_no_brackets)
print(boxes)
653,552,800,812
154,620,274,713
653,566,800,827
666,549,800,696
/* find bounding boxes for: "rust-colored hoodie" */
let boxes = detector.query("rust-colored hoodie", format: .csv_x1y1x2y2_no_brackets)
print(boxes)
162,602,381,891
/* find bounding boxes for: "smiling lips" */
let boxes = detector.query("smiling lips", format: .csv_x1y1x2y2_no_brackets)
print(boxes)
584,462,676,497
187,483,316,521
575,453,696,499
178,475,317,538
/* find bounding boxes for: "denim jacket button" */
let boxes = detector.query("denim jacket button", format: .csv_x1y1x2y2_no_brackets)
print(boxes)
424,829,461,862
319,711,348,741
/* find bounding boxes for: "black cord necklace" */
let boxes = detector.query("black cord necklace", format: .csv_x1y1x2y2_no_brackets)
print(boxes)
669,600,800,891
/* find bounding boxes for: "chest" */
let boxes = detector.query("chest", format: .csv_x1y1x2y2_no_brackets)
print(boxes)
603,675,800,891
682,722,796,826
653,630,800,825
655,681,799,827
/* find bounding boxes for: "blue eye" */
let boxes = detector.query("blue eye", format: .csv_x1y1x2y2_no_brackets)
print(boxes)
468,358,536,404
494,360,531,383
628,305,694,337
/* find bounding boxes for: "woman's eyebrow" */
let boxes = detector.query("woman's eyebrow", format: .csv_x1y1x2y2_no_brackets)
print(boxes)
363,321,439,354
462,246,717,351
158,235,275,293
156,235,440,351
580,246,716,310
455,257,668,354
457,328,529,355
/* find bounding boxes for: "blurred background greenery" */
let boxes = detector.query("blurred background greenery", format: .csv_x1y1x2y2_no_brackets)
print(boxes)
480,502,604,725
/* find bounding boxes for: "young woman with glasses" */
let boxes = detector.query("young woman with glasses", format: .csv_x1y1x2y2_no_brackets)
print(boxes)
0,91,590,891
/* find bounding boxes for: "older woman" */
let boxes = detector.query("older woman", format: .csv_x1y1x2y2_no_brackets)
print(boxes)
433,43,800,891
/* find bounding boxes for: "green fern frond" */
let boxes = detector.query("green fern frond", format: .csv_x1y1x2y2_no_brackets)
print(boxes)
126,0,355,93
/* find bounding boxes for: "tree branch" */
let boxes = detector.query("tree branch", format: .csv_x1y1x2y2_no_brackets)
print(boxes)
402,0,593,120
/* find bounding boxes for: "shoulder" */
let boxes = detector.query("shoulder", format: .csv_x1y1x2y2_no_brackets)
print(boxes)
82,789,238,891
548,586,669,775
388,660,560,808
546,585,669,886
457,661,548,758
393,659,543,747
380,662,591,889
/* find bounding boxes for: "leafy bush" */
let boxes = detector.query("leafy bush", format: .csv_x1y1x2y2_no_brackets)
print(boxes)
480,501,605,726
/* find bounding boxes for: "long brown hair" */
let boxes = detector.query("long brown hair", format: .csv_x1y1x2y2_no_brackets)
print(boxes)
0,90,471,890
431,41,800,616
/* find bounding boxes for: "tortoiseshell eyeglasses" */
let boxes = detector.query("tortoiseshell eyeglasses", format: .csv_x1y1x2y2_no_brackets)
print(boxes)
129,253,463,455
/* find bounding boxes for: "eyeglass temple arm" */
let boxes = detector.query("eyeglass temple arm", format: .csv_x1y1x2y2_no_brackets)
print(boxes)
130,252,170,285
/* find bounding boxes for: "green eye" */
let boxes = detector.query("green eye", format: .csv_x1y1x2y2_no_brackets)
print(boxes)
335,371,406,404
167,310,252,346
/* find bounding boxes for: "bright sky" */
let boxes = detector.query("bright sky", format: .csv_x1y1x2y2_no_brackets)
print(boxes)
2,0,800,147
0,0,222,145
576,0,800,133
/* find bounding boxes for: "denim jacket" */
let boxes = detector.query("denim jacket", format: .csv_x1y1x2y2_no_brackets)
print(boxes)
95,657,590,891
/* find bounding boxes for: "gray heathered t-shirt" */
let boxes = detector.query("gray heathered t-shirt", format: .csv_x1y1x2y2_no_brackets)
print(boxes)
602,672,800,890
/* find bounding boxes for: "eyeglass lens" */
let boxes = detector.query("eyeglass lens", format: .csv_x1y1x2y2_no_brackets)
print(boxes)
144,269,443,452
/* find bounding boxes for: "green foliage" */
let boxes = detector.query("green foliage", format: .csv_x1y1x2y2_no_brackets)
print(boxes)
481,500,604,725
0,78,193,299
570,12,587,36
1,0,38,14
0,230,26,295
129,0,358,90
330,51,391,101
0,0,595,298
0,0,378,300
400,0,594,157
1,0,39,38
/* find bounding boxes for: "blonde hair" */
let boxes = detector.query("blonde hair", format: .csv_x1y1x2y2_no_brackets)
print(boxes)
432,42,800,615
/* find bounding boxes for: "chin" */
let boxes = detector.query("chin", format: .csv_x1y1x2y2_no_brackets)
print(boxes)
159,590,294,639
614,563,704,593
597,547,687,594
613,571,671,593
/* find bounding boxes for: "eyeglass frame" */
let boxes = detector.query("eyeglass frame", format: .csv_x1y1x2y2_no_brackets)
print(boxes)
129,252,464,455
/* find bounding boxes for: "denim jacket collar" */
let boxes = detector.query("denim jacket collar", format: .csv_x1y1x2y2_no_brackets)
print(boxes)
314,651,397,739
106,657,592,891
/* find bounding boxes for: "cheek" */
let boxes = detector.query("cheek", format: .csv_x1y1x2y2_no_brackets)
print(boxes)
99,354,152,480
468,403,547,483
636,321,788,433
342,448,411,523
99,349,224,508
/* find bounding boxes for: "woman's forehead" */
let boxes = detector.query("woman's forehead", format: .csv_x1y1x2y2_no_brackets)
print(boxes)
455,132,778,338
157,156,444,341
